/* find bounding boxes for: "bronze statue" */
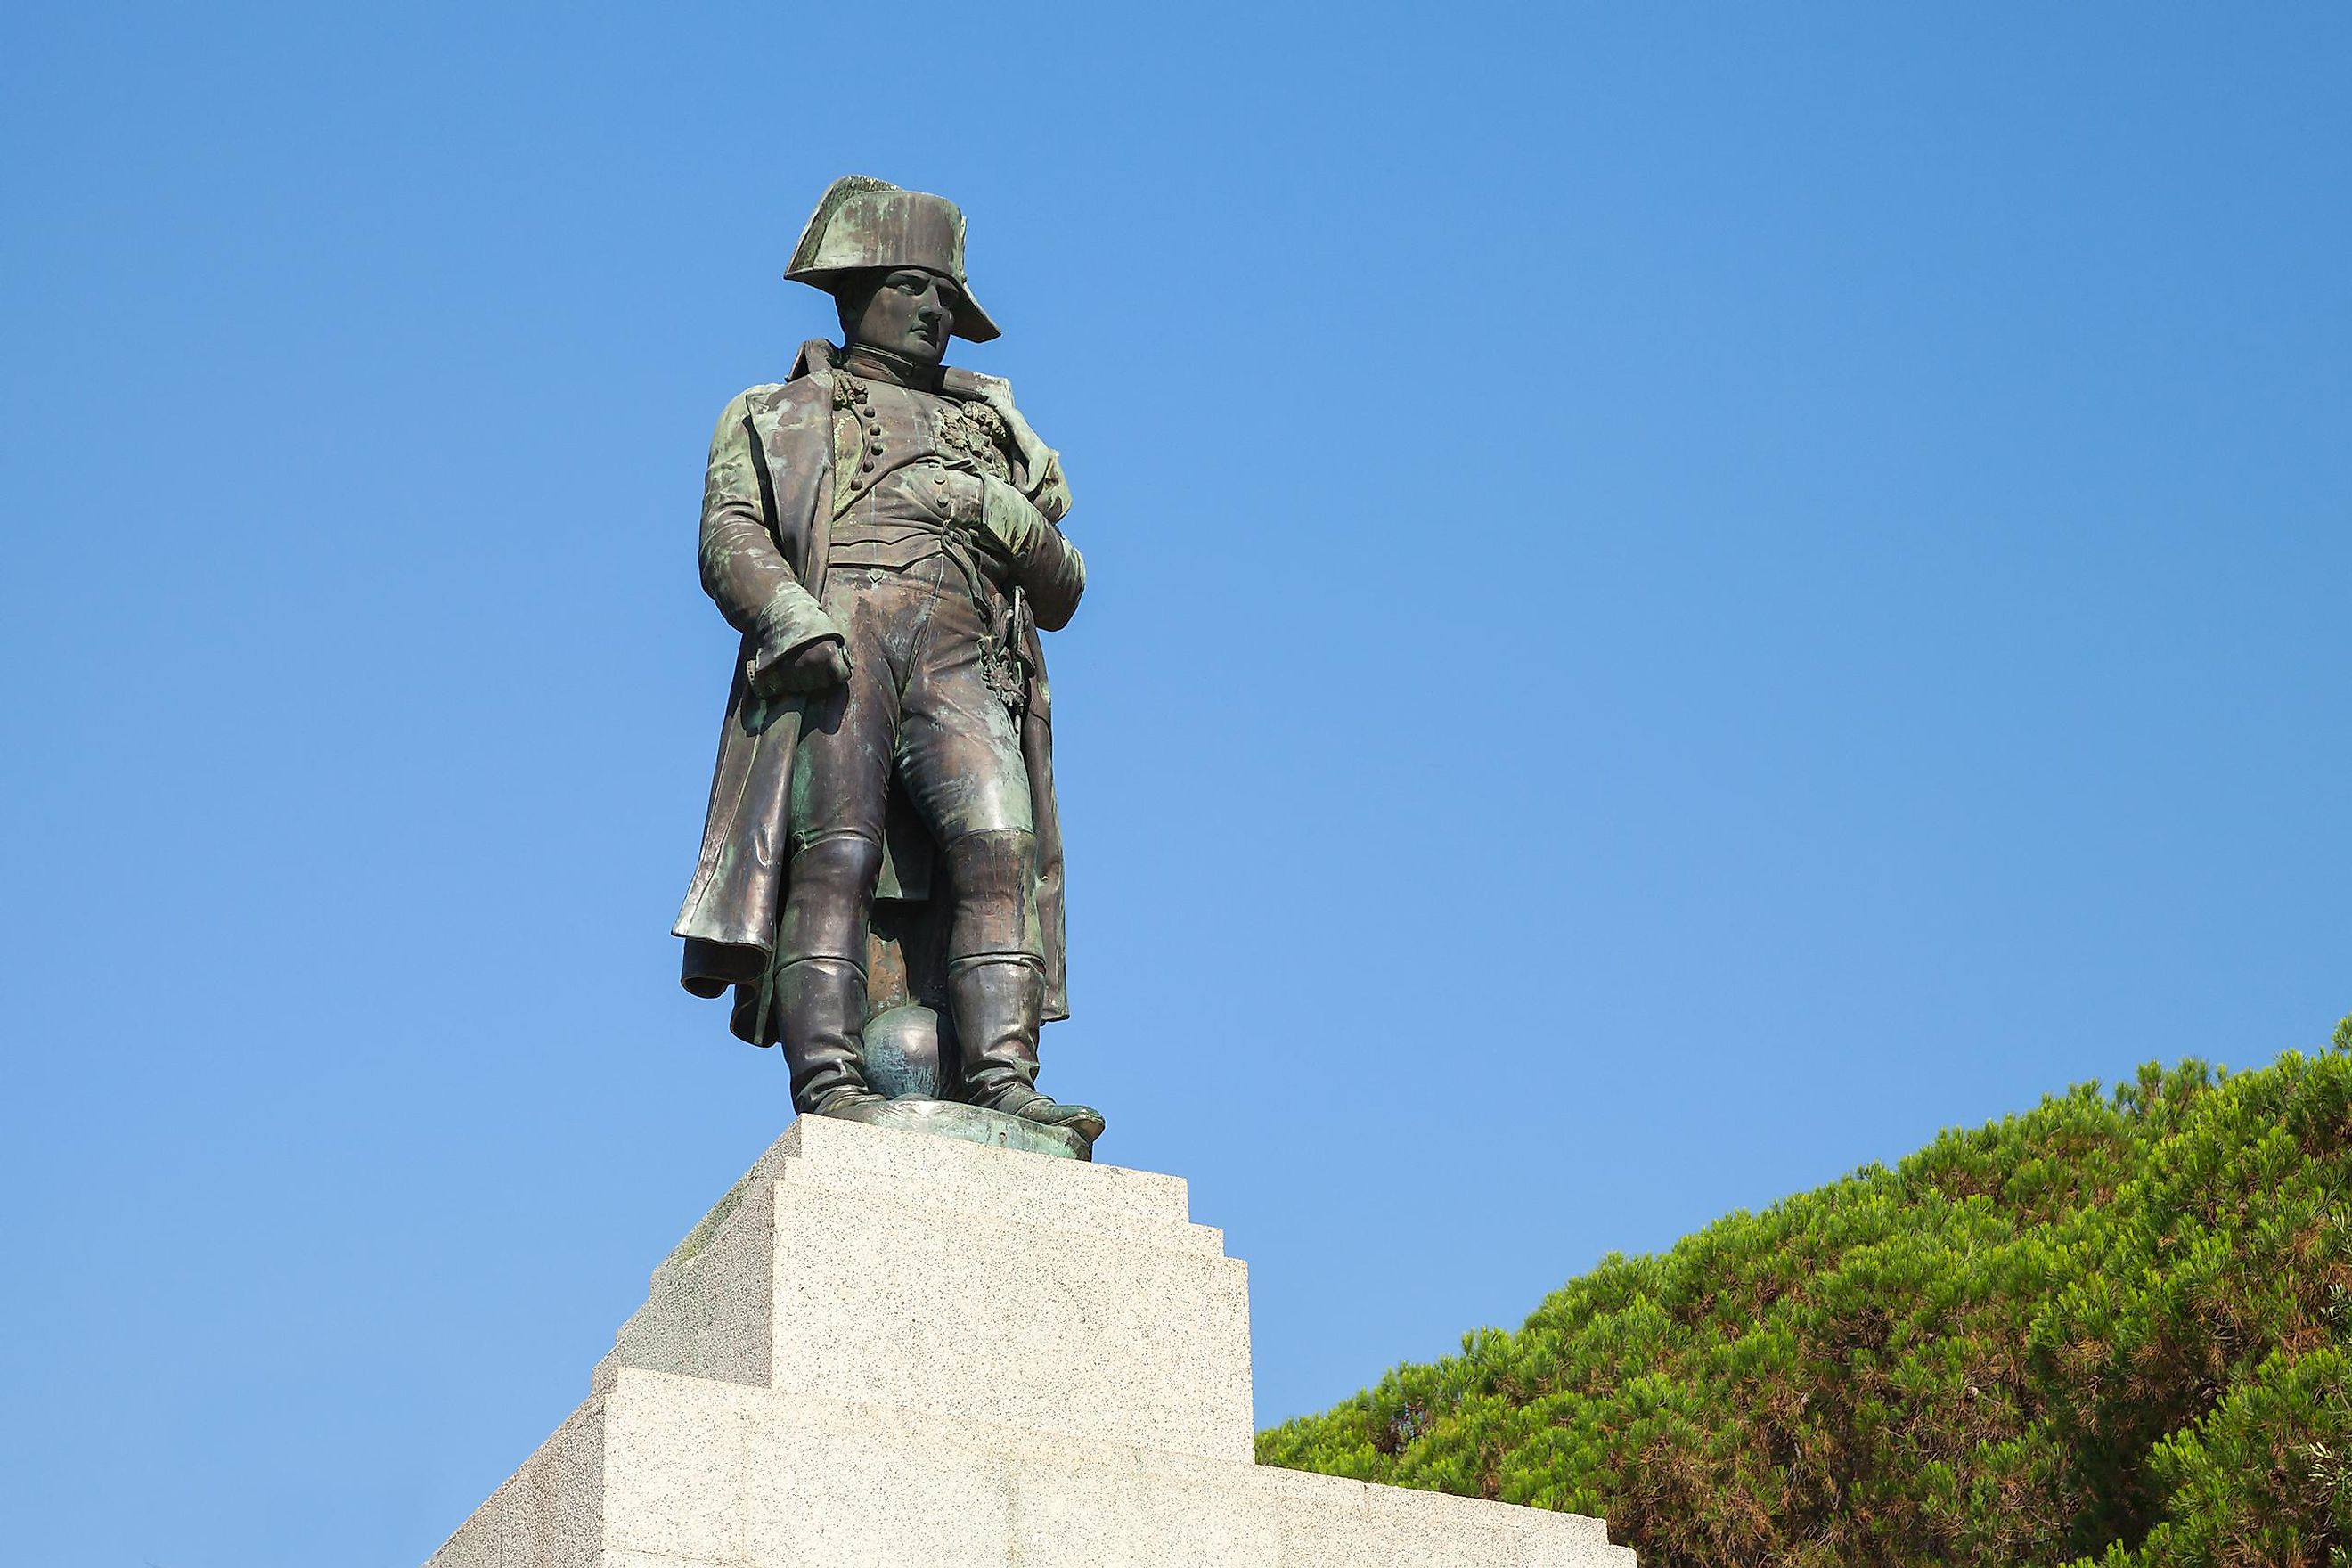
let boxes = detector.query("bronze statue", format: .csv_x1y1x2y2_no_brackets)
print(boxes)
673,176,1104,1153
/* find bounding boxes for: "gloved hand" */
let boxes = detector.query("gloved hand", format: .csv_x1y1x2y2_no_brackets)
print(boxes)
750,635,852,698
975,472,1049,559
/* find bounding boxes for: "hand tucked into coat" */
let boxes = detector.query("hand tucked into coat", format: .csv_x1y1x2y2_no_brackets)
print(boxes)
976,472,1049,558
934,470,1087,629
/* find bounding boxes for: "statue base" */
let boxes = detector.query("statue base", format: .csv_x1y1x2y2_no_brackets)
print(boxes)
817,1095,1091,1160
423,1115,1632,1566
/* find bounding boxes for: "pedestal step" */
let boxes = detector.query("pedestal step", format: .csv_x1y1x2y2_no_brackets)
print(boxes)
427,1115,1635,1566
431,1369,1632,1568
592,1115,1254,1462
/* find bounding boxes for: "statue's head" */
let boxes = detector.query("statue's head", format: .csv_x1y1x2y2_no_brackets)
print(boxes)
786,176,1000,360
829,266,963,369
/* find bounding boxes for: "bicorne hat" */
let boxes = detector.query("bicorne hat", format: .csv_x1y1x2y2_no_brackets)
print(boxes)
786,175,1001,343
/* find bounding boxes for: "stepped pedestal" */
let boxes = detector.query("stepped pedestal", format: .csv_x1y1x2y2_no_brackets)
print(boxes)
427,1115,1633,1566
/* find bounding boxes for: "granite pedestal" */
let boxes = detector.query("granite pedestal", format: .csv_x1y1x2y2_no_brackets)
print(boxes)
426,1115,1633,1566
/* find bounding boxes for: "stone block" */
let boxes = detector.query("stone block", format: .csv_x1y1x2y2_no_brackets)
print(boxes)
429,1115,1635,1566
600,1113,1252,1461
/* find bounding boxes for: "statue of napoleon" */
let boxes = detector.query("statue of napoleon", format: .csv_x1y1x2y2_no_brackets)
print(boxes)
672,176,1105,1151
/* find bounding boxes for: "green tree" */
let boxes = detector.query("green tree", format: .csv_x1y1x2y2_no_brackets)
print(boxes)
1260,1017,2352,1568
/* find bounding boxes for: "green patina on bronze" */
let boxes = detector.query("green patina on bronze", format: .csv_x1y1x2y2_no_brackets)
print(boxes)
785,176,1000,343
671,176,1105,1158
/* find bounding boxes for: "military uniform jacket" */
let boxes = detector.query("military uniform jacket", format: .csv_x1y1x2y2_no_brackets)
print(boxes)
674,340,1076,1041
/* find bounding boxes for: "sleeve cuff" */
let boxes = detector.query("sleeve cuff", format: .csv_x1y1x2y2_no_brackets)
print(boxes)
744,582,842,687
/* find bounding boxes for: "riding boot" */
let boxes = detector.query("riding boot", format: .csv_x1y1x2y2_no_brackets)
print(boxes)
773,955,884,1115
949,955,1106,1143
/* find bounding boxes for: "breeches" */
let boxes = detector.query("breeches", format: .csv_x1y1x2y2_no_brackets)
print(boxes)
780,557,1041,970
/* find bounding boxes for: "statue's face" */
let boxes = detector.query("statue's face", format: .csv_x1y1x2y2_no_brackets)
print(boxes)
841,267,963,366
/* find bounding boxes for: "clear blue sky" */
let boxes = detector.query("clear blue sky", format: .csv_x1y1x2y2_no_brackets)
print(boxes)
3,4,2346,1563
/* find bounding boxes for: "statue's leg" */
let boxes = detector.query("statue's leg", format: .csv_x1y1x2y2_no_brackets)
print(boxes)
771,839,882,1114
773,577,903,1115
897,571,1105,1143
940,829,1044,1098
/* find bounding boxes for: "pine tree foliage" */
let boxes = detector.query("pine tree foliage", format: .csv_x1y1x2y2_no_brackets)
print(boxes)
1258,1018,2352,1567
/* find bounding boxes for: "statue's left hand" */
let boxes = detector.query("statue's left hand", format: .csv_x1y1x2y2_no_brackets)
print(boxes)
976,473,1048,559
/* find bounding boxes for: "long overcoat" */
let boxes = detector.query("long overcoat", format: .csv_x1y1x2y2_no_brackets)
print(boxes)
673,341,1071,1042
